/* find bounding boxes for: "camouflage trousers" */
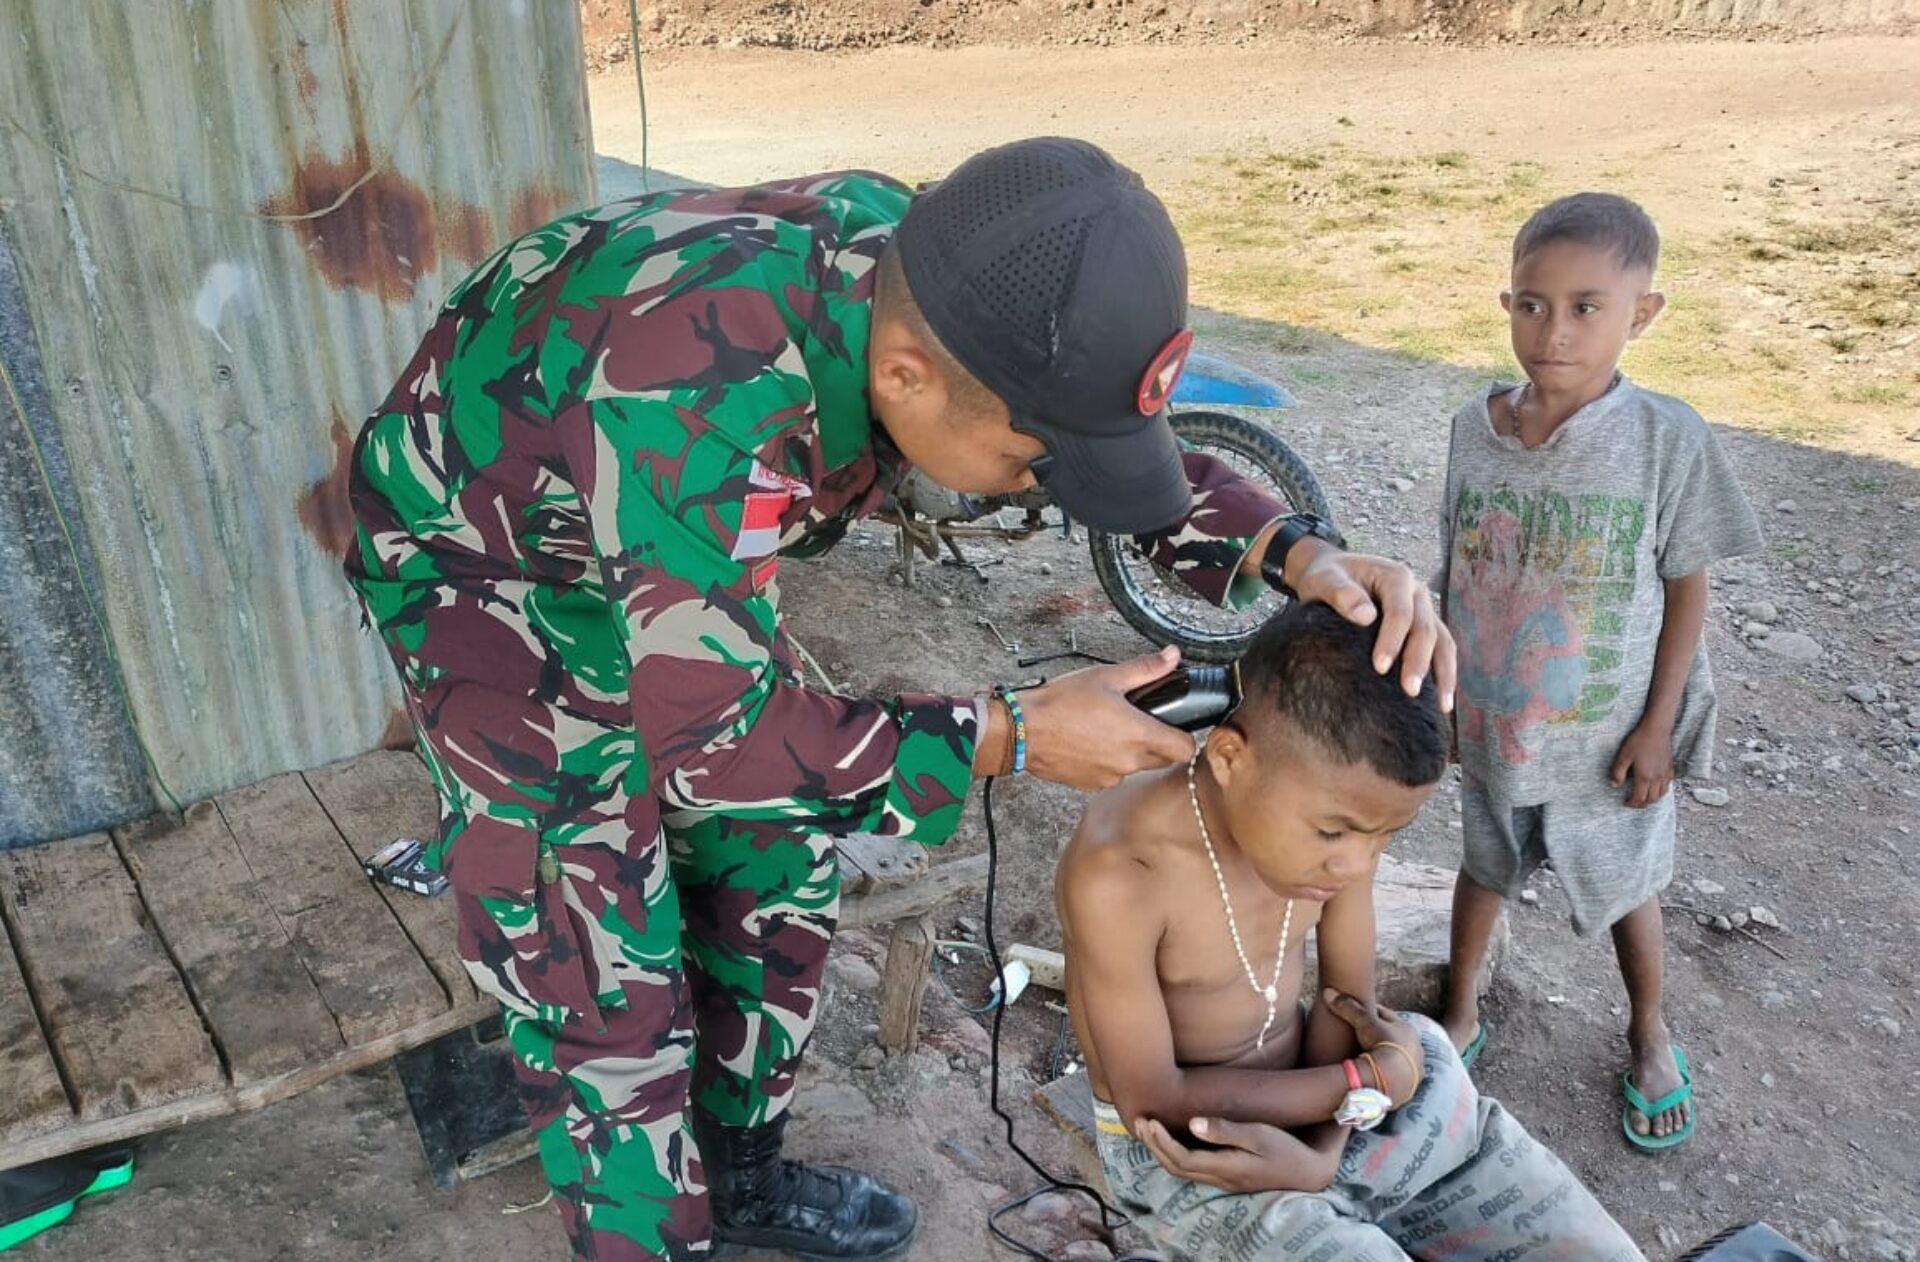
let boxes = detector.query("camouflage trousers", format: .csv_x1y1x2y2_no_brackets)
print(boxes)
448,808,840,1261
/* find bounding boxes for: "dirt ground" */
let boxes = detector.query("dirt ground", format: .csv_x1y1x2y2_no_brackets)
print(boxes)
23,33,1920,1262
580,0,1920,56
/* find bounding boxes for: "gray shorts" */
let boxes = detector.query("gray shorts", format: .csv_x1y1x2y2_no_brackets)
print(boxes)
1094,1016,1645,1261
1461,781,1674,937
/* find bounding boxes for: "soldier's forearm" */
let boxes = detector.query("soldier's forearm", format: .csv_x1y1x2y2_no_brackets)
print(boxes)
971,694,1014,777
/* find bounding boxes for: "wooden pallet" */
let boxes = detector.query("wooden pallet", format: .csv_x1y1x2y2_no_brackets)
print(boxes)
0,750,993,1172
0,750,493,1173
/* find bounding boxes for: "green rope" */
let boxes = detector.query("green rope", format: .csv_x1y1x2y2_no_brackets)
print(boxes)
0,351,185,816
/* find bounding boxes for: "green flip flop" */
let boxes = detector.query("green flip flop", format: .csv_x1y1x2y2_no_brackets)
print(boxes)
1621,1044,1696,1152
0,1149,135,1252
1459,1023,1488,1070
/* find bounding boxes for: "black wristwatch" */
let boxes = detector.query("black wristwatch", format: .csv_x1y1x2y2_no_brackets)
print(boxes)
1259,513,1346,597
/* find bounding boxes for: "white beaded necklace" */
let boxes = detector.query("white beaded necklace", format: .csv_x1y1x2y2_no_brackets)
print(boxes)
1187,749,1294,1049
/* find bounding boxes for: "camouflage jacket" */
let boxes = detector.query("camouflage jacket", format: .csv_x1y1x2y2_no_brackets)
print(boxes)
346,173,1280,854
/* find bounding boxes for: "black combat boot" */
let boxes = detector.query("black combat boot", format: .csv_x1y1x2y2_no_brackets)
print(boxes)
695,1111,918,1261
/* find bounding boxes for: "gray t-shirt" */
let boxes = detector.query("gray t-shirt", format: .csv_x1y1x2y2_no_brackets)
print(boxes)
1438,377,1764,809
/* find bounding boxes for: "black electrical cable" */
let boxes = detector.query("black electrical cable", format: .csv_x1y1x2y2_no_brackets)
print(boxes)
978,776,1157,1261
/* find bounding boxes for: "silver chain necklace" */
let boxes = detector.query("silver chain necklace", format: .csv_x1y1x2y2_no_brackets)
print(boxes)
1187,750,1294,1049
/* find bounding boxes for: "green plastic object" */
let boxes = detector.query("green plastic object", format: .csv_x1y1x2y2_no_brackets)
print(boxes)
0,1152,134,1252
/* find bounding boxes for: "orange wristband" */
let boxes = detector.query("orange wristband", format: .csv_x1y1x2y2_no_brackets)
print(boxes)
1360,1052,1385,1098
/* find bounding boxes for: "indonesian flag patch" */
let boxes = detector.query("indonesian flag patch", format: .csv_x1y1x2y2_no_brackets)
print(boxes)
731,460,810,562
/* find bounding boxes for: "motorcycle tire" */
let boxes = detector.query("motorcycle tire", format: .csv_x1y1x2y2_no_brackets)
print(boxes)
1088,409,1335,664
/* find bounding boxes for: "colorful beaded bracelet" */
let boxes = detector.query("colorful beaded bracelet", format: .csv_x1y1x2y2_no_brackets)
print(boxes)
994,685,1028,775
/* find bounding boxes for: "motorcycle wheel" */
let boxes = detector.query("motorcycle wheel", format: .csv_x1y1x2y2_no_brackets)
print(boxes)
1088,410,1334,664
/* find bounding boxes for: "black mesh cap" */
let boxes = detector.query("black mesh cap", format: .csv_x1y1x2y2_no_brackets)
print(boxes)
896,137,1193,535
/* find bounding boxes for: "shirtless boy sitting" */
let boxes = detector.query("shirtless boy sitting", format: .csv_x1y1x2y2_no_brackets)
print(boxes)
1058,602,1643,1261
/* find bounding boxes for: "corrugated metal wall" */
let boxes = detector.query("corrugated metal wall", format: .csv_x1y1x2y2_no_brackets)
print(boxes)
0,1,597,846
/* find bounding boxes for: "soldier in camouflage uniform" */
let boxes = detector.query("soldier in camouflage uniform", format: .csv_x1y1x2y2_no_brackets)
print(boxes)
345,138,1452,1261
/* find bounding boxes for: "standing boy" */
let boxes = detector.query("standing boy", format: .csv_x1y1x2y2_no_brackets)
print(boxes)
1059,602,1642,1259
1436,194,1763,1150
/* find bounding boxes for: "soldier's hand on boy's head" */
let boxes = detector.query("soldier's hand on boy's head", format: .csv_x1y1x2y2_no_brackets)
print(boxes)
1609,721,1675,809
1018,645,1196,790
1288,549,1457,713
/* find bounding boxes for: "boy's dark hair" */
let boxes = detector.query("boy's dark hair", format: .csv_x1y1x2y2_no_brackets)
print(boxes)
1238,602,1447,787
1512,192,1660,274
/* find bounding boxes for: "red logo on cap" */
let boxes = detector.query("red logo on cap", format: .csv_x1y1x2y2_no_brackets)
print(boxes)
1136,330,1194,415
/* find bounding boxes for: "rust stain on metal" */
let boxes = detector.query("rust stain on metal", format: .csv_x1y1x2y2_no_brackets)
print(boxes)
291,43,320,106
379,709,415,752
509,185,573,238
297,415,357,559
438,199,496,264
262,146,438,301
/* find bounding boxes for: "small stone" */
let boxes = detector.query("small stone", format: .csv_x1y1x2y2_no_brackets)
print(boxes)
933,594,954,609
853,1045,886,1071
1872,1015,1903,1039
949,1053,970,1071
1038,562,1054,576
1693,877,1727,896
1760,631,1824,661
1840,552,1866,574
1848,683,1880,704
1520,888,1540,905
1740,750,1795,774
1775,498,1799,513
1657,1226,1683,1249
827,954,882,994
1690,785,1732,807
935,1138,990,1177
1658,1180,1679,1193
1870,1238,1904,1262
1388,476,1416,493
955,916,980,937
1060,1243,1116,1262
1712,914,1734,932
1761,1072,1776,1088
1750,905,1781,929
1823,755,1846,772
1021,1191,1080,1225
1760,990,1790,1010
1729,910,1750,929
1694,912,1714,928
1740,600,1780,623
1900,649,1920,665
1742,620,1773,639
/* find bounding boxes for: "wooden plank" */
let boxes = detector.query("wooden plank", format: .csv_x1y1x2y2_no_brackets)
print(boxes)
0,899,73,1142
839,853,989,930
216,773,446,1046
114,803,344,1081
0,992,496,1175
876,915,934,1051
303,750,476,1004
0,835,223,1121
834,833,928,896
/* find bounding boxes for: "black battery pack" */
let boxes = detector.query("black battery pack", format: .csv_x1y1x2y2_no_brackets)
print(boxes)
362,838,448,897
